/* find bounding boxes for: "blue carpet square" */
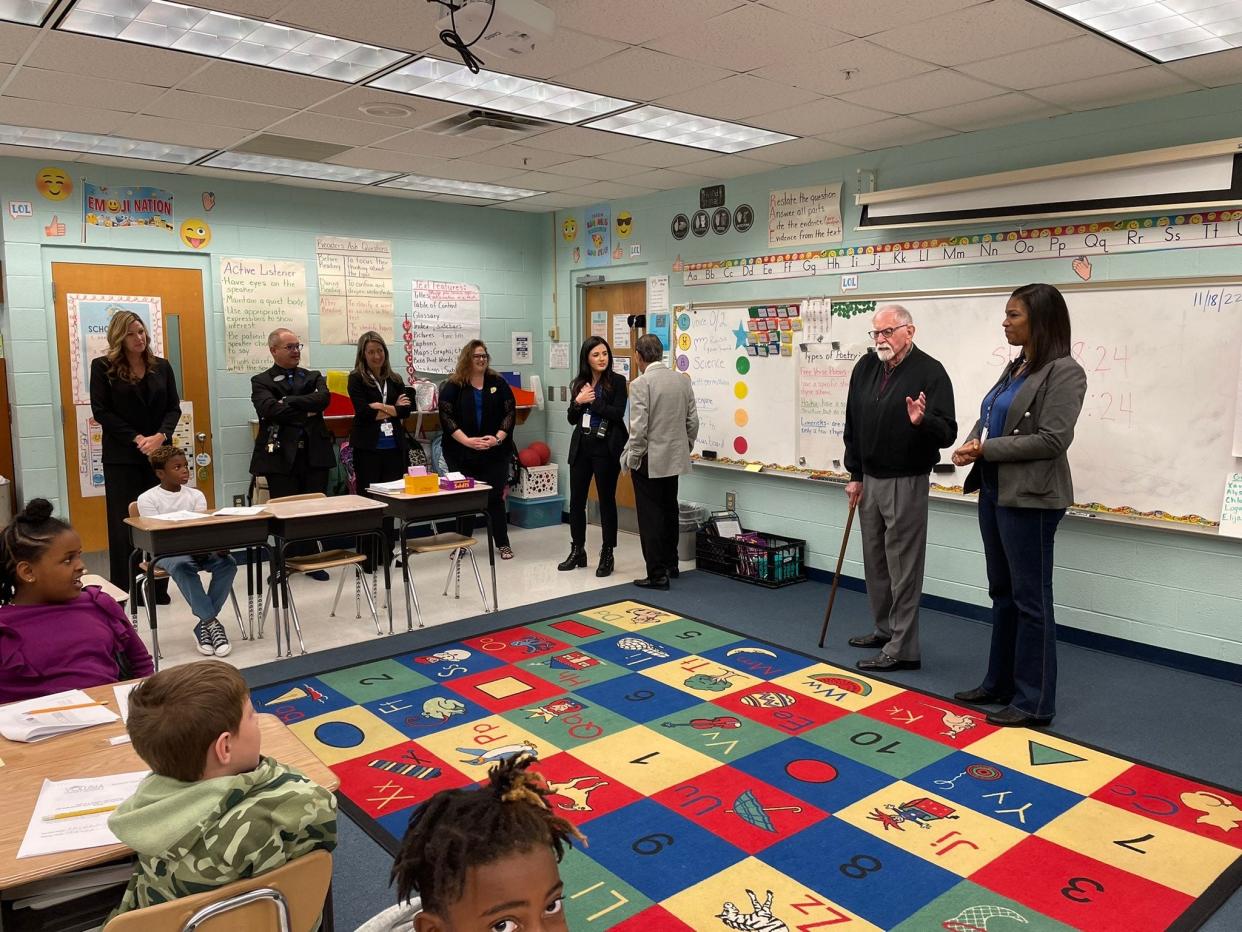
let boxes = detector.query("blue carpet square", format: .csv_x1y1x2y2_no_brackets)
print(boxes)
574,672,703,723
393,642,506,681
361,684,491,739
579,630,689,671
699,638,818,680
732,737,893,814
252,676,353,719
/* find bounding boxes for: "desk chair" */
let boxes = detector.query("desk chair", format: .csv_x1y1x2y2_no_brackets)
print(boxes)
82,573,128,603
128,503,247,666
259,493,382,656
103,849,332,932
355,897,420,932
402,529,490,626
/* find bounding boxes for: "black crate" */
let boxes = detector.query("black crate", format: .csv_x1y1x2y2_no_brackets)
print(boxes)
695,529,807,588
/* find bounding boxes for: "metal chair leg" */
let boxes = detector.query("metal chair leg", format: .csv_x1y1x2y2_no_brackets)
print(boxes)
354,570,361,619
228,589,248,641
442,548,460,597
357,566,383,636
285,585,306,656
464,548,491,613
405,560,424,630
330,568,348,617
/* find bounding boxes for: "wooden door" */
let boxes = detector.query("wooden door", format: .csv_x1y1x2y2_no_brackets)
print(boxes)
583,281,646,511
52,263,214,552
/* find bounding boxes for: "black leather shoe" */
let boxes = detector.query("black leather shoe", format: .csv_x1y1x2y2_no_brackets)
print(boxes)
667,566,680,579
953,687,1010,705
986,706,1053,728
558,544,587,572
633,576,670,590
856,653,920,672
848,633,890,649
595,547,614,578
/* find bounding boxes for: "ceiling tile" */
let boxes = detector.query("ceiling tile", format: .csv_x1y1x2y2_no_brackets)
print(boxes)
496,170,588,191
0,96,129,134
310,86,464,127
562,180,657,199
868,0,1081,67
540,157,648,180
326,148,454,174
144,91,296,130
594,141,715,168
115,115,249,150
0,22,39,64
413,159,520,183
1028,67,1203,111
269,0,436,52
265,112,402,147
545,0,744,45
0,143,82,161
469,145,577,170
825,116,954,150
757,0,986,37
371,130,507,158
754,40,937,96
492,200,555,212
914,93,1067,132
678,154,775,179
837,69,1004,114
1165,47,1242,89
751,96,887,135
5,67,166,114
178,61,344,110
520,125,644,157
656,74,821,120
959,35,1150,91
24,32,203,88
746,136,860,165
504,191,595,208
620,167,711,190
442,28,626,82
555,47,732,102
648,3,850,71
180,0,285,16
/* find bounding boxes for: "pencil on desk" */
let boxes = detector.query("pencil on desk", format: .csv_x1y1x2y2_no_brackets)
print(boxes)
26,701,106,715
43,804,119,821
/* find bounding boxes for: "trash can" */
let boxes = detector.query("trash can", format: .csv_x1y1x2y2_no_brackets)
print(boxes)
677,502,709,562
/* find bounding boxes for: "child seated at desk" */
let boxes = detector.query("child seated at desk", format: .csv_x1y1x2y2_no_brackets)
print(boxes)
0,499,153,703
137,446,237,657
108,660,337,918
358,753,582,932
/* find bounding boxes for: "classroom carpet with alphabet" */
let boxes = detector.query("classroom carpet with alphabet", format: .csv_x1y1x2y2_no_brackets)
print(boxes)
254,600,1242,932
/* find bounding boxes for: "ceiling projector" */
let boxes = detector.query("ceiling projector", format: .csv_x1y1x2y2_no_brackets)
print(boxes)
437,0,554,58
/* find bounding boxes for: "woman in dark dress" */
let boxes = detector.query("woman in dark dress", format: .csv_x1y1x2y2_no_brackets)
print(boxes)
438,340,517,559
88,310,180,592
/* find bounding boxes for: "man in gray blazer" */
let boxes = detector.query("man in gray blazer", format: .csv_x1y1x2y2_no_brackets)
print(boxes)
623,334,699,590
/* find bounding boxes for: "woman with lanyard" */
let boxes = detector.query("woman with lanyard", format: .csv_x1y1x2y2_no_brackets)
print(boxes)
348,331,412,572
951,283,1086,728
559,336,628,577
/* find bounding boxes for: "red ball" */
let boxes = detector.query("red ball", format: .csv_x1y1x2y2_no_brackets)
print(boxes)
530,441,551,465
518,447,542,468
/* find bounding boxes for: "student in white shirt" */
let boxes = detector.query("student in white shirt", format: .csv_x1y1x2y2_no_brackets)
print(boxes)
137,447,237,657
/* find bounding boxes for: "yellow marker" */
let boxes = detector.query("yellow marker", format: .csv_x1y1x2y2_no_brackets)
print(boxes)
43,804,119,822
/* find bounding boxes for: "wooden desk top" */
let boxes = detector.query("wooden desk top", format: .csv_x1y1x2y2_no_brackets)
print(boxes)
124,511,270,534
263,494,386,519
0,683,338,889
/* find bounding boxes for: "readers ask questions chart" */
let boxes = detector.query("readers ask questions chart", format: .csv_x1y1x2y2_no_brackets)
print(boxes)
675,282,1242,526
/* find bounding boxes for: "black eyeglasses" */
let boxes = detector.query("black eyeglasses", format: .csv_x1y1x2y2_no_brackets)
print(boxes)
867,325,910,340
472,353,490,360
281,342,305,351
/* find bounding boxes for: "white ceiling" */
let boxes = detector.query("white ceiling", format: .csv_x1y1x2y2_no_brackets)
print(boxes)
0,0,1236,211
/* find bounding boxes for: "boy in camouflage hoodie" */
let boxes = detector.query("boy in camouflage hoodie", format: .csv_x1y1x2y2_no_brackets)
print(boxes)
107,660,336,918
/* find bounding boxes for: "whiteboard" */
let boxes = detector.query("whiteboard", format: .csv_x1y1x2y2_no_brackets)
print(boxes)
686,282,1242,526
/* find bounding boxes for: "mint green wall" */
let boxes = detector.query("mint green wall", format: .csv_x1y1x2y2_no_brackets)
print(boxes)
542,84,1242,666
0,158,548,515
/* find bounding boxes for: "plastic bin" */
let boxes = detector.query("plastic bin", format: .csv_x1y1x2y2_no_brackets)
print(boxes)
677,502,710,561
695,528,807,588
508,494,564,529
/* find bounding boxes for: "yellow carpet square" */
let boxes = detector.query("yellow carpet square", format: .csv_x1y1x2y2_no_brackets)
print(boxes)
769,663,900,711
968,729,1131,795
639,654,763,698
287,704,407,765
573,725,718,795
416,715,561,779
579,601,682,630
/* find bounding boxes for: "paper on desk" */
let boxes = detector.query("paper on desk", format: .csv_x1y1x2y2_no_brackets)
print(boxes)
0,689,119,742
213,505,266,516
112,683,139,724
368,479,407,492
443,471,467,481
148,510,206,522
18,770,148,859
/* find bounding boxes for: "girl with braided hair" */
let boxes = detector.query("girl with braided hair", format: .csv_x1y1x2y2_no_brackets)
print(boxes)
0,498,152,702
359,752,584,932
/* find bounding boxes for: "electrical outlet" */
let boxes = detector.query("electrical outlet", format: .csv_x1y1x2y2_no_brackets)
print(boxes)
232,494,245,508
725,491,736,511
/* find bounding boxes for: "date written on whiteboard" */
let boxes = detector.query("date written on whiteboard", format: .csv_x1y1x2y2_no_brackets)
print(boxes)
1192,289,1242,310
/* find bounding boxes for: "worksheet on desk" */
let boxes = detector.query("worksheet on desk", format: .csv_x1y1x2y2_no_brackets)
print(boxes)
18,771,148,859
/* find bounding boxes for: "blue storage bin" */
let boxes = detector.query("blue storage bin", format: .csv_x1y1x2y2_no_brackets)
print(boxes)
508,494,564,529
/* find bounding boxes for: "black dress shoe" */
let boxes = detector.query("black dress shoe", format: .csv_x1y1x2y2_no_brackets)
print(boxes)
848,633,890,649
633,576,670,591
986,706,1053,728
667,566,680,579
953,687,1010,705
856,653,920,672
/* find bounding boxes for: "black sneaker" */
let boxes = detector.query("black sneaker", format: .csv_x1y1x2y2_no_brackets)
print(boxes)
192,622,215,656
203,619,232,657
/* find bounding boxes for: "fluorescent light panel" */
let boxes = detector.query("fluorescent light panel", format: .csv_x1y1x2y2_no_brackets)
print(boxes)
0,122,210,162
584,105,795,154
379,174,543,201
0,0,54,25
369,57,634,124
1035,0,1242,60
60,0,407,81
202,151,399,184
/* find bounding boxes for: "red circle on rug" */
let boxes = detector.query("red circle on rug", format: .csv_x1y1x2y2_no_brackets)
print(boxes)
733,436,748,455
785,758,838,783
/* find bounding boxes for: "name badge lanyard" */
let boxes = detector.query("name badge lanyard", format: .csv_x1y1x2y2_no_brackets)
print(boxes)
980,358,1022,441
372,373,394,437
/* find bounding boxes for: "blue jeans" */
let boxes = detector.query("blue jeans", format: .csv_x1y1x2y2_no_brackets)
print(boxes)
977,486,1065,718
158,554,238,625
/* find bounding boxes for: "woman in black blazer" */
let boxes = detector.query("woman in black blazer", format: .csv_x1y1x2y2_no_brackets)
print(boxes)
88,310,181,591
348,331,412,572
560,337,628,577
438,340,517,558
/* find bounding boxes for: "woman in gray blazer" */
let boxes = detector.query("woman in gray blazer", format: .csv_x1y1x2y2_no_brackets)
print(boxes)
951,283,1087,728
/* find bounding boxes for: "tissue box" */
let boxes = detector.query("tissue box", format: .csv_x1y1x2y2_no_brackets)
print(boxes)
404,474,439,495
440,476,475,491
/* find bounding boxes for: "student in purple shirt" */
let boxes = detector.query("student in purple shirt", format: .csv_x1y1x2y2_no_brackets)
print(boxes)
0,499,153,703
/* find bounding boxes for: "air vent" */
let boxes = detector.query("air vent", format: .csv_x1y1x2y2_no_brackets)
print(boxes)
231,135,353,162
420,109,551,141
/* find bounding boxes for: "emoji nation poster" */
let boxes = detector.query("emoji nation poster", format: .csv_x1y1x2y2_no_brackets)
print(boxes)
83,182,175,231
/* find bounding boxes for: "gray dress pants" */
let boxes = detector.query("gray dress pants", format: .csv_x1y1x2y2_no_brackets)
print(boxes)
858,474,930,661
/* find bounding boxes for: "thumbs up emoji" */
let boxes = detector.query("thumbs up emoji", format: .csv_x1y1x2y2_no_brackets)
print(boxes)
44,215,66,237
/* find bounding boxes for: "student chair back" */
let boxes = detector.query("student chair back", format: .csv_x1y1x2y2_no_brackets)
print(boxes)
102,849,332,932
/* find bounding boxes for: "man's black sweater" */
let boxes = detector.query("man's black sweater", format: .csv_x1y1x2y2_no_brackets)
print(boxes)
843,345,957,481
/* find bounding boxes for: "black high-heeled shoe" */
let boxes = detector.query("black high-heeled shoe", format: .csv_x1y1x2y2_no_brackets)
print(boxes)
596,546,614,578
557,543,587,571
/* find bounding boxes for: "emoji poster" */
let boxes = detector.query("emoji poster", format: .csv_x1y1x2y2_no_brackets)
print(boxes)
584,203,611,267
83,182,175,231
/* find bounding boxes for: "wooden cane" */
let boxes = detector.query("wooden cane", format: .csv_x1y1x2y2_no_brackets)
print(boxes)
817,501,856,648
